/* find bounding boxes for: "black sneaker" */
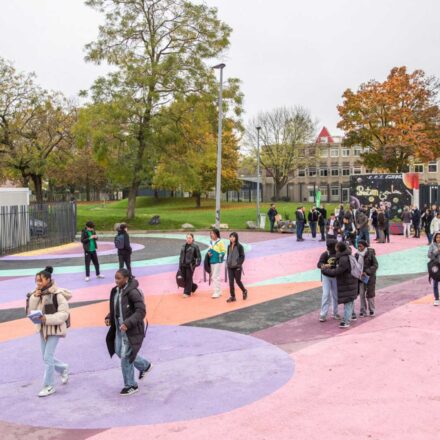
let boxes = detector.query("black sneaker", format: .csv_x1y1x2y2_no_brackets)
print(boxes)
139,363,153,380
226,297,236,303
339,322,350,329
369,311,376,317
242,290,248,300
359,312,366,318
351,314,357,321
120,386,139,396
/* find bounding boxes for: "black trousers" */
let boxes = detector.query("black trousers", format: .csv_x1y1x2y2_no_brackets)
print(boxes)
183,266,197,294
85,251,100,277
319,224,325,240
269,219,275,233
228,267,246,298
118,252,132,276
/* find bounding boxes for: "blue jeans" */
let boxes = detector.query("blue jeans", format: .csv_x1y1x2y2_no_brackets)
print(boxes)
40,335,68,387
310,222,317,238
427,233,433,245
343,301,354,324
115,328,150,388
320,275,338,317
358,228,370,245
297,222,304,239
433,280,439,301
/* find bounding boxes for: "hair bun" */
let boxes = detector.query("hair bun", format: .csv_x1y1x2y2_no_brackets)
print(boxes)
44,266,54,274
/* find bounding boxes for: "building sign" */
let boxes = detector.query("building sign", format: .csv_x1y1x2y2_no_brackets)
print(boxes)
350,174,417,217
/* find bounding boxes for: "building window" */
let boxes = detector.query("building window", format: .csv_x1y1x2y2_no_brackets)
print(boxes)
320,148,329,158
364,147,370,153
298,149,305,158
342,168,350,176
414,164,424,173
320,136,328,143
353,167,362,175
319,186,328,202
308,168,317,177
320,168,328,177
331,186,340,201
331,168,340,176
298,168,305,177
342,148,350,157
330,148,339,158
354,147,362,157
428,162,438,173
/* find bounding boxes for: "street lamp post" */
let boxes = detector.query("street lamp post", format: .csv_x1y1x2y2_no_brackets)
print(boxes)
256,126,262,228
213,63,226,228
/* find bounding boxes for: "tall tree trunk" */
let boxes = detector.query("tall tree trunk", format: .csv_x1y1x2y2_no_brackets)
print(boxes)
274,180,282,201
154,189,159,200
86,175,91,201
194,192,201,208
31,174,44,205
127,180,140,220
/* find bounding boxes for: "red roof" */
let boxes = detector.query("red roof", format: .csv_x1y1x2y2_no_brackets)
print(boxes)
316,127,334,144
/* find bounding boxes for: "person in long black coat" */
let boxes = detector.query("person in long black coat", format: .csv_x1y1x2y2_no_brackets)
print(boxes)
322,241,358,328
179,233,202,298
116,223,133,276
105,269,151,396
356,240,379,317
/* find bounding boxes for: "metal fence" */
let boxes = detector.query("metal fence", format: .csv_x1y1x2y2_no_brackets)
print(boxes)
0,202,77,256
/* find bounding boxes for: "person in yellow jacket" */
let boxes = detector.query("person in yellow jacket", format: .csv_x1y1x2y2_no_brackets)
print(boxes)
208,228,226,298
27,266,71,397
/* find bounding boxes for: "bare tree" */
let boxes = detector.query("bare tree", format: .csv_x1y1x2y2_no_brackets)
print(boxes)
247,107,317,200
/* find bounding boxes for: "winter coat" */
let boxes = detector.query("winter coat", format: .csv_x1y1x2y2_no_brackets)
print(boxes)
106,278,146,364
359,248,378,298
116,230,132,255
422,211,433,233
317,208,327,226
81,228,98,252
317,239,337,269
326,218,340,236
27,283,71,339
428,237,440,263
401,211,412,224
430,217,440,235
296,210,306,224
356,212,369,231
322,248,358,304
267,208,278,221
377,212,386,228
179,243,201,270
412,209,421,226
226,243,245,269
371,210,378,227
308,210,319,223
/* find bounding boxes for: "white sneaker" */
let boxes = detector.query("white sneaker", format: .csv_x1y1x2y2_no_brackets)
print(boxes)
211,293,221,299
434,300,439,307
97,274,105,279
85,277,90,282
61,368,69,385
38,386,56,397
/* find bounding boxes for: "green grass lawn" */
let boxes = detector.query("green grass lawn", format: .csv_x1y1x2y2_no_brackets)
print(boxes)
77,197,339,232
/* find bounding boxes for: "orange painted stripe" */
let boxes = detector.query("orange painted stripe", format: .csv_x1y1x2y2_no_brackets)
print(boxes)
0,281,321,343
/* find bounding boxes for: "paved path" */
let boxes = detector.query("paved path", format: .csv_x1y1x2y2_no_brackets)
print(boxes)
0,232,438,439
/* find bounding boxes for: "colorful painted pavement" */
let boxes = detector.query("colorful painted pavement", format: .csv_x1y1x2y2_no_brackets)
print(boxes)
0,232,439,440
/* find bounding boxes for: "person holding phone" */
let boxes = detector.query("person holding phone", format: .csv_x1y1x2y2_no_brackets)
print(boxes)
105,269,152,396
27,266,71,397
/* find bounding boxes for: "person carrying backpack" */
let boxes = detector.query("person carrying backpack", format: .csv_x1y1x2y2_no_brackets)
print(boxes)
321,242,359,329
27,266,71,397
179,233,202,298
428,232,440,306
105,269,152,396
81,221,104,282
317,239,340,322
356,240,379,317
226,232,248,303
115,223,133,277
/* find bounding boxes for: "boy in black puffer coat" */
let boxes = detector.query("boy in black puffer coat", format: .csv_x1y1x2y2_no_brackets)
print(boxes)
322,241,358,329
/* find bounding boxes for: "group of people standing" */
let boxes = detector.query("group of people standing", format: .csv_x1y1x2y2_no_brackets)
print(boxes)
178,229,248,303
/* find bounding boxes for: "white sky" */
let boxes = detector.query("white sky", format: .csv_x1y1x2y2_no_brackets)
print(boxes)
1,0,439,135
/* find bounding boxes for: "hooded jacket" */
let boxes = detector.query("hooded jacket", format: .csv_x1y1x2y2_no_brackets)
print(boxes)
428,233,440,263
322,247,359,304
81,228,99,252
317,239,337,269
106,278,146,364
358,248,379,298
28,283,72,339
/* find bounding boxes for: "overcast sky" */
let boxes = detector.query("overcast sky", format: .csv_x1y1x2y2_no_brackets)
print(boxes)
1,0,439,135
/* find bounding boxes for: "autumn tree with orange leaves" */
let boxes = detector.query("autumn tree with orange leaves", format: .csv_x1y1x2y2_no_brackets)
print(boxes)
337,67,440,172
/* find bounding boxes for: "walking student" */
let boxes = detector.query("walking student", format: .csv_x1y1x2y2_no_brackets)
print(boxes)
105,269,152,396
81,221,104,282
356,240,379,317
115,223,133,277
208,228,226,299
226,232,248,303
428,232,440,306
322,241,359,329
27,266,71,397
267,204,278,233
317,239,340,322
179,233,202,298
296,206,306,241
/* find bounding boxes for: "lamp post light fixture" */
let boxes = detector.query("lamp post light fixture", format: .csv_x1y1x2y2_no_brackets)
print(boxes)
213,63,226,228
256,126,262,228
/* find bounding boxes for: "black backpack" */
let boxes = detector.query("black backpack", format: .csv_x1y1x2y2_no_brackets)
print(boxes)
428,260,440,282
114,234,125,250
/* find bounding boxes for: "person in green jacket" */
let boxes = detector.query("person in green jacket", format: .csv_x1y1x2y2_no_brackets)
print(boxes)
208,228,226,299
